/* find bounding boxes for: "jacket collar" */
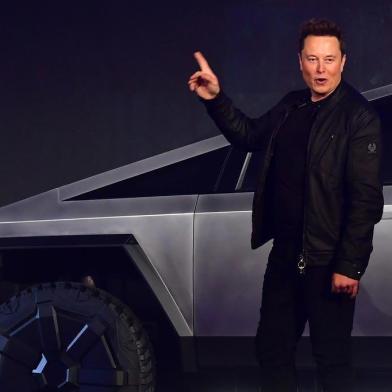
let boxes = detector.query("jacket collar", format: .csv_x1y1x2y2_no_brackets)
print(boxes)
291,79,348,111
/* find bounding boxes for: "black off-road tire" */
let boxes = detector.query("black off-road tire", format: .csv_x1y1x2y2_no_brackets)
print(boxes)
0,282,155,392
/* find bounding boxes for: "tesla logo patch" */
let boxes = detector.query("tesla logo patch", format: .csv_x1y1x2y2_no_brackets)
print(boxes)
368,143,377,154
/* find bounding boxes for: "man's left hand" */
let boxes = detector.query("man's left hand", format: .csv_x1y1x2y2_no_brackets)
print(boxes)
331,273,359,298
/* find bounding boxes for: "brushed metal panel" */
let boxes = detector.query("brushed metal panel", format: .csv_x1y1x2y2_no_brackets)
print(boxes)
0,190,198,222
383,185,392,207
195,192,253,213
354,220,392,336
362,83,392,101
195,192,392,337
0,192,197,337
194,193,271,336
125,242,192,337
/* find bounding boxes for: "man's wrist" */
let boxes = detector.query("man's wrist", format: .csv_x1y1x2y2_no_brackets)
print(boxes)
334,259,364,280
199,90,226,108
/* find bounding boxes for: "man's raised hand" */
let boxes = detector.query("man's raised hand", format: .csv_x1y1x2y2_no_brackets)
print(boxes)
188,51,220,100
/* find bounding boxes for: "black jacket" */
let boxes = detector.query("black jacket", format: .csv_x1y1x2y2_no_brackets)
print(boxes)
203,80,384,280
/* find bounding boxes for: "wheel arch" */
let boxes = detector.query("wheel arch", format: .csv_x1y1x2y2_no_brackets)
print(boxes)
0,234,191,339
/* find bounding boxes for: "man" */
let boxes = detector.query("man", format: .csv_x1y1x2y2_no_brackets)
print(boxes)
188,19,383,391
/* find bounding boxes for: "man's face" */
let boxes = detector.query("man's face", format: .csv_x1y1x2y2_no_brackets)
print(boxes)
298,35,346,102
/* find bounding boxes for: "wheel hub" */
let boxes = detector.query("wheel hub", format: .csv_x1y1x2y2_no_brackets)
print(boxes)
33,354,78,391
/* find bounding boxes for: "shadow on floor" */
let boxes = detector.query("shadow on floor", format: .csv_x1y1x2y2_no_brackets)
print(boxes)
156,367,392,392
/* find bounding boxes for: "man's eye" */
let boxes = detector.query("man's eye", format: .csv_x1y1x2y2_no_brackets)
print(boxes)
308,58,316,62
325,58,334,63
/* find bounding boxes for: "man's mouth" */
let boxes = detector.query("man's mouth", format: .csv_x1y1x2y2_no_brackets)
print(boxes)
315,78,328,85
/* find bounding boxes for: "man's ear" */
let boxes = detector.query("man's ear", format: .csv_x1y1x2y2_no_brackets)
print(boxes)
341,54,347,72
298,52,303,71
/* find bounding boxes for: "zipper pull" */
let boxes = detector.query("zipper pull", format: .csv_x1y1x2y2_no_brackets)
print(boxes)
298,253,306,275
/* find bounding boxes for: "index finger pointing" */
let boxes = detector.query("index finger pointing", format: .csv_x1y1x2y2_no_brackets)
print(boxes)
194,51,213,73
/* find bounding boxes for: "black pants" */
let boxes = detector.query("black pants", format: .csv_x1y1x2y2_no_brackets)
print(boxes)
255,241,356,392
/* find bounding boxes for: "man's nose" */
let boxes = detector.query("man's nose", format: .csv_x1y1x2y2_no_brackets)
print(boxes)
316,61,325,73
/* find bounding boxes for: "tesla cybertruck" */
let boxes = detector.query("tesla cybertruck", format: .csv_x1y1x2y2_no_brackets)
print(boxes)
0,84,391,391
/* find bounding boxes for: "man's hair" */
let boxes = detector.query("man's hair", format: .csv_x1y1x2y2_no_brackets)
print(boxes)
298,18,346,56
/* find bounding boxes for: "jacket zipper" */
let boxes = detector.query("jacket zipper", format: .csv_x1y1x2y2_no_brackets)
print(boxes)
300,111,322,274
299,131,335,274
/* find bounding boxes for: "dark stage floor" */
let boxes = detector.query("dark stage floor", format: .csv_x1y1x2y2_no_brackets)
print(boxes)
151,336,392,391
156,367,392,392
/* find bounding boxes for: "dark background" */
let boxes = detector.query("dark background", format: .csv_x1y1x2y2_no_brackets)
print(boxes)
1,0,391,207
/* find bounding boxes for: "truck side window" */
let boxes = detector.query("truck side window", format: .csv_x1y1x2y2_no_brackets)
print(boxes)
68,146,231,200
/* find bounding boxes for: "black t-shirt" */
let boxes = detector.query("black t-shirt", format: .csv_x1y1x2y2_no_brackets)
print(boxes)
270,99,322,243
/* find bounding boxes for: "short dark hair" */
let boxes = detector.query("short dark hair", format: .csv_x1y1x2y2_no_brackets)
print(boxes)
298,18,346,56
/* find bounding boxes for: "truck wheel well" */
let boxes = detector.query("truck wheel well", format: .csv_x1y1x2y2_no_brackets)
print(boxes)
0,245,182,371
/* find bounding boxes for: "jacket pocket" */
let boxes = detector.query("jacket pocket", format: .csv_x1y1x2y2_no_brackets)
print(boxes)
313,133,336,167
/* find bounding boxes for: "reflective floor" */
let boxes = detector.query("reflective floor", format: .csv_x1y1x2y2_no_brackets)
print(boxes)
156,367,392,392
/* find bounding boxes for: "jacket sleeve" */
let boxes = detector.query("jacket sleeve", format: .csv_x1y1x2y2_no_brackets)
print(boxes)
201,90,290,152
334,110,384,279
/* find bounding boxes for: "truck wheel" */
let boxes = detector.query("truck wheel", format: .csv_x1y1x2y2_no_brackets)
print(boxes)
0,282,155,392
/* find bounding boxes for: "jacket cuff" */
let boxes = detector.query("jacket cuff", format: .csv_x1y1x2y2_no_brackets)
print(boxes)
333,259,364,280
199,90,229,110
